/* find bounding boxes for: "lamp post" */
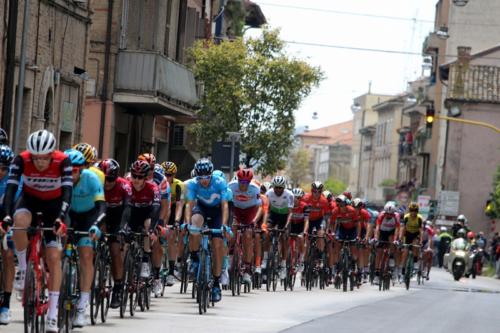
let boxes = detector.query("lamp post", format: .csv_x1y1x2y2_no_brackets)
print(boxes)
226,131,241,180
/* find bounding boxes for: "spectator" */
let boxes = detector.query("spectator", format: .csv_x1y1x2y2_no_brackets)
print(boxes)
490,233,499,266
438,226,453,268
496,243,500,279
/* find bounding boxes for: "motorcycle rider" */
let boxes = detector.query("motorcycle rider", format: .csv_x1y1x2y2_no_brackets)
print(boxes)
452,214,469,238
438,226,453,268
451,228,468,252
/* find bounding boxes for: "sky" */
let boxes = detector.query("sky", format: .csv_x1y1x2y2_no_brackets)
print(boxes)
250,0,437,130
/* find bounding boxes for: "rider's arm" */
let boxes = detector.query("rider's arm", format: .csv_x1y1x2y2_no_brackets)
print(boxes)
59,156,74,220
174,183,184,223
185,200,194,224
394,214,401,241
94,200,107,227
160,198,170,223
149,185,162,230
4,155,23,217
374,214,382,240
221,200,229,226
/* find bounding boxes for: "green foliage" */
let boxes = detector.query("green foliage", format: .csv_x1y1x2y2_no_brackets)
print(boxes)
188,28,323,176
488,165,500,219
324,178,347,196
379,178,398,187
225,0,246,37
287,148,310,187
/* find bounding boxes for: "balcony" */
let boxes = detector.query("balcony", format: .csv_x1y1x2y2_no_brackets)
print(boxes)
446,64,500,103
114,50,199,116
422,32,442,55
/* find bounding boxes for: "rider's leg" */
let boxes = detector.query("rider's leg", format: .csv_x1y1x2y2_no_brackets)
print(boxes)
243,228,253,265
46,245,62,321
0,248,14,311
12,210,31,271
77,245,94,312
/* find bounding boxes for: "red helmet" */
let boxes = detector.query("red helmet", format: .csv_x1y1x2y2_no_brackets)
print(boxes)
131,160,150,176
98,158,120,179
236,168,253,182
343,191,352,200
138,153,156,167
467,231,475,240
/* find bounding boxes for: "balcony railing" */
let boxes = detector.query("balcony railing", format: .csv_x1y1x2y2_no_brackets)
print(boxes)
115,50,199,108
447,64,500,103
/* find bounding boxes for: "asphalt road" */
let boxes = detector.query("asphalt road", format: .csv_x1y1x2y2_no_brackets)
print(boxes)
7,268,500,332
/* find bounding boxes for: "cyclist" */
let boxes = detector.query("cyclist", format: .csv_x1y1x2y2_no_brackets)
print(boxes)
374,202,401,278
352,198,371,282
290,188,309,272
97,158,132,308
364,202,379,241
0,145,19,325
73,142,105,185
138,154,170,297
123,160,162,281
254,182,270,275
422,220,434,280
263,176,294,280
64,149,106,328
323,190,336,211
400,202,424,277
161,161,185,287
228,169,262,284
185,159,230,303
2,130,72,332
330,194,358,277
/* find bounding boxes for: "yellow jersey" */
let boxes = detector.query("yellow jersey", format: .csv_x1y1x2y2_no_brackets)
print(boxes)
89,166,105,186
403,213,423,234
170,178,185,203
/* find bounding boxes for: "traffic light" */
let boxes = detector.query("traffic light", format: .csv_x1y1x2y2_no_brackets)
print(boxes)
426,106,435,129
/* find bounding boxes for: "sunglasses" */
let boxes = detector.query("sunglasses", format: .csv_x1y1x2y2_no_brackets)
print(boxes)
312,189,321,193
131,174,145,180
165,174,173,177
274,187,284,190
238,180,250,185
72,166,82,173
105,176,117,182
197,175,211,180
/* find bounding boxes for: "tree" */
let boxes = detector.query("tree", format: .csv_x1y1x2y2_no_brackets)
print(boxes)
487,165,500,219
287,148,310,187
324,178,347,196
189,28,323,175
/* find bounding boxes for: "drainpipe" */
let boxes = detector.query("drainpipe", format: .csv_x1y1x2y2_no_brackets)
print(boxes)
98,0,114,158
1,0,18,136
13,0,30,153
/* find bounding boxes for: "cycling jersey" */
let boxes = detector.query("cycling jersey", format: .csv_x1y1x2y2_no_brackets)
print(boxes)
376,212,401,232
89,165,105,185
0,175,22,209
130,181,161,208
354,208,371,229
152,171,171,201
105,177,132,208
402,213,423,234
366,208,379,225
290,201,310,224
186,176,230,207
331,206,357,229
228,181,261,209
170,178,185,202
266,189,294,215
71,169,104,213
302,193,330,221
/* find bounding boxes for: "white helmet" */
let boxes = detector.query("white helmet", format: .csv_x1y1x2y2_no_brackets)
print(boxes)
272,175,286,188
457,214,467,222
384,201,397,214
27,130,56,155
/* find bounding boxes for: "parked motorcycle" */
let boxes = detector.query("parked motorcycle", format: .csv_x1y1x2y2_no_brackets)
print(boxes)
444,248,468,281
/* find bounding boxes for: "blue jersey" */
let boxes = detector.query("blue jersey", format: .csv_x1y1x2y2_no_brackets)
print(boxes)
71,169,105,213
367,208,379,225
0,175,22,209
186,176,230,207
152,171,171,202
228,181,261,209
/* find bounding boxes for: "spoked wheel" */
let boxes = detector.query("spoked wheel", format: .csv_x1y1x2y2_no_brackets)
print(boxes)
145,280,151,310
120,253,131,318
58,259,78,333
90,255,102,325
198,252,206,315
266,251,274,292
24,263,36,333
230,251,239,296
180,246,189,294
129,261,139,317
101,259,112,323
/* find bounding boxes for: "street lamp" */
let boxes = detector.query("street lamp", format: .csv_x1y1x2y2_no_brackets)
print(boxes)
436,26,449,40
312,111,318,120
350,103,361,113
453,0,469,6
226,131,241,180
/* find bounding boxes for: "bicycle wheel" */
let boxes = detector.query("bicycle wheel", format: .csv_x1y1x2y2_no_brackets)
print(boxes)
404,253,413,290
90,253,102,325
100,257,112,323
180,245,189,294
129,257,139,317
266,249,273,292
58,258,74,333
230,250,239,296
120,250,130,318
37,259,48,333
24,262,36,333
198,251,206,315
341,251,348,292
369,250,376,285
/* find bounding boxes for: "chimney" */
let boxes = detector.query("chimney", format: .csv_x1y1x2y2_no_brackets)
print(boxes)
457,46,472,65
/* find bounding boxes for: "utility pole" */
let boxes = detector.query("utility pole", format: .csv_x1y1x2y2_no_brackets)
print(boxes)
227,131,241,180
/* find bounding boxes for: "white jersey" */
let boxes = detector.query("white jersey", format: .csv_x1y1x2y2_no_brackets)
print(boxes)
266,189,294,215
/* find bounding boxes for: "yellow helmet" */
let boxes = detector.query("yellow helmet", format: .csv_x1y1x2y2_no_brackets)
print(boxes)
408,202,419,212
161,161,177,175
73,142,95,163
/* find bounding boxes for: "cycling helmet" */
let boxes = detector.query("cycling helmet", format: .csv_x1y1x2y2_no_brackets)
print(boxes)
27,130,56,155
64,149,86,166
272,175,286,188
131,159,150,176
335,194,347,204
261,182,271,192
384,202,397,214
237,168,253,182
213,170,225,179
343,191,352,200
457,228,466,238
408,202,419,212
97,158,120,178
352,198,364,208
138,153,156,167
311,181,324,192
0,128,8,144
323,190,333,201
194,158,213,176
73,142,95,163
0,145,14,165
190,169,197,178
457,214,466,222
440,226,447,232
292,188,305,198
425,220,433,227
161,161,177,175
467,231,475,240
154,163,164,175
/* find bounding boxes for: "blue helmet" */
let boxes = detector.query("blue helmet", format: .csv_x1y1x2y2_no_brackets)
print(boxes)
0,145,14,165
64,149,86,166
194,158,213,176
212,169,225,179
154,163,164,175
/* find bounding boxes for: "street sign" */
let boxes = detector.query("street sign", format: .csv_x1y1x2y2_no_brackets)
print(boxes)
436,219,454,226
417,195,431,220
439,191,460,216
211,141,240,172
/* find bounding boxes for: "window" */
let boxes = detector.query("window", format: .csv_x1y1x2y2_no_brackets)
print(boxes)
173,125,184,146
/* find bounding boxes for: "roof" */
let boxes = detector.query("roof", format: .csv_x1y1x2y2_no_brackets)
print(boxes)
372,93,408,112
441,44,500,69
297,120,353,146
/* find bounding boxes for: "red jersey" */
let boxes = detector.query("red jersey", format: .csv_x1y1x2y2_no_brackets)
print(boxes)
376,212,401,232
354,208,371,230
290,201,310,224
302,193,330,221
9,150,72,200
105,177,132,208
331,205,357,229
130,181,161,208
